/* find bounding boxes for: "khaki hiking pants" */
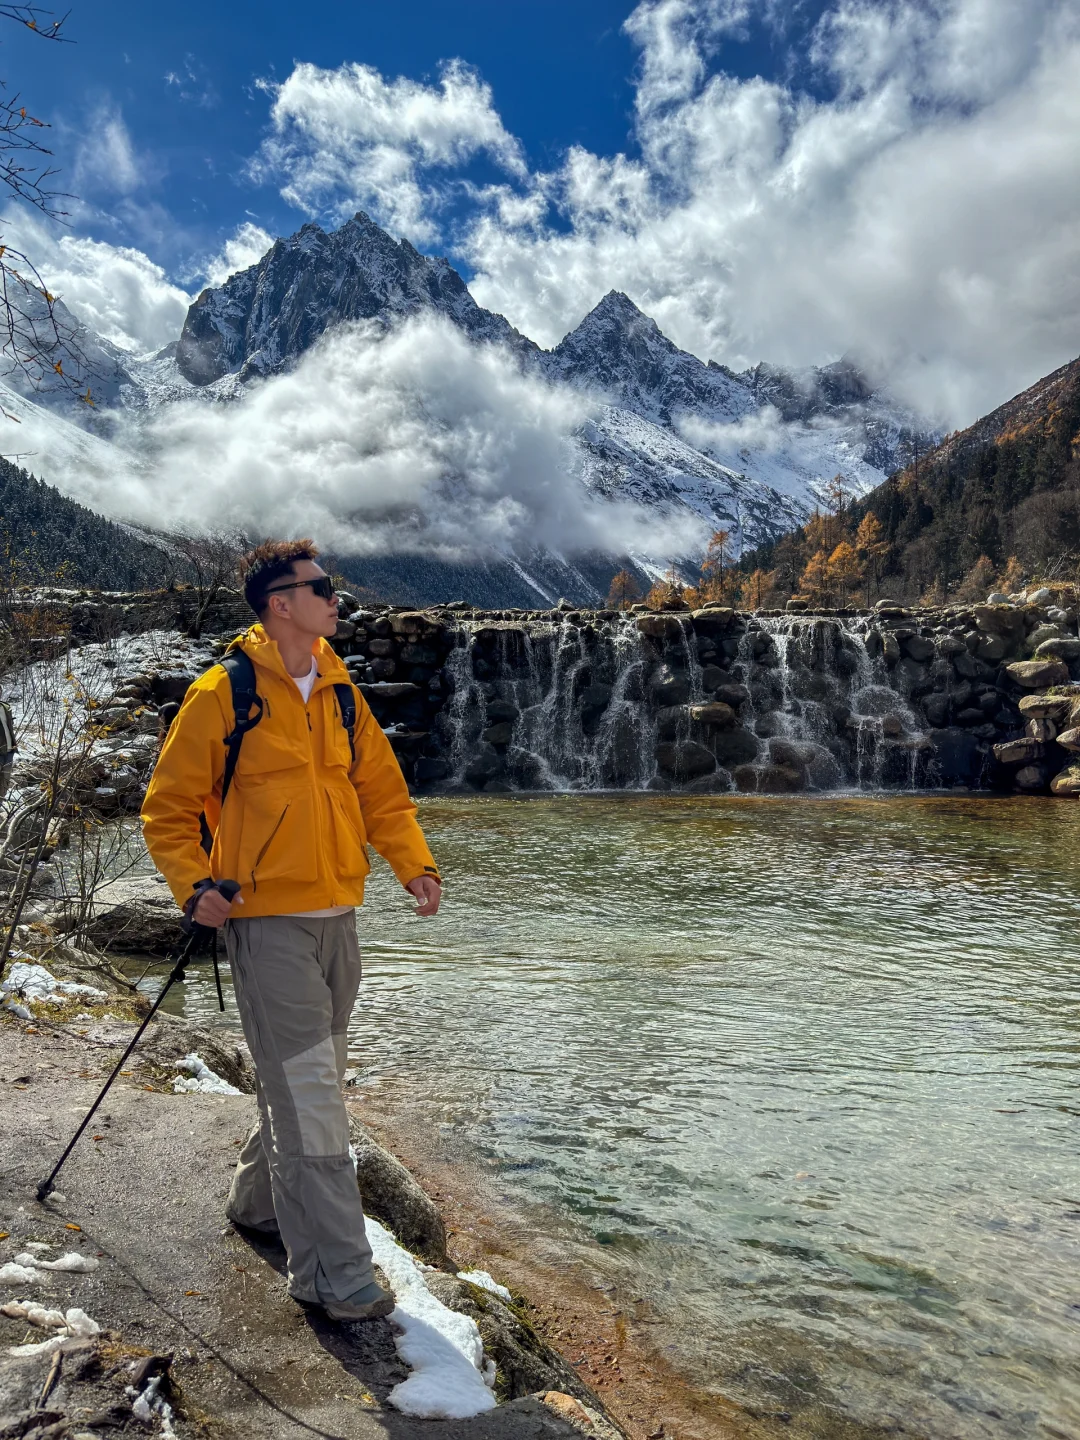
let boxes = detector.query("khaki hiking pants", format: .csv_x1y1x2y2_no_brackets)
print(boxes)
224,913,377,1307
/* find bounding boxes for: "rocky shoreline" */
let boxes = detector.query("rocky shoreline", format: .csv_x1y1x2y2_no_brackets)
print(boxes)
0,943,642,1440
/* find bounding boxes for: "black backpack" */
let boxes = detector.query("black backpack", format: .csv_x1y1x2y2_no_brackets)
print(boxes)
198,649,357,856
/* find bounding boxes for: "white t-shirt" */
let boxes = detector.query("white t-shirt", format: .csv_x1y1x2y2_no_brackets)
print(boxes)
287,657,353,920
291,656,319,703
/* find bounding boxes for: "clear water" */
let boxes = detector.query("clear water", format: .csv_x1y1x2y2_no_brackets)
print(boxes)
160,794,1080,1439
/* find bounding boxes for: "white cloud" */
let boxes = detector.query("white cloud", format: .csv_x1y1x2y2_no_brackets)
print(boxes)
198,222,275,288
73,108,144,197
0,213,191,354
456,0,1080,426
104,315,699,558
252,59,526,243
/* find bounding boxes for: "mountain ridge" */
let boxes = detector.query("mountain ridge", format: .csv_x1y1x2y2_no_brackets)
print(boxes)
7,211,941,605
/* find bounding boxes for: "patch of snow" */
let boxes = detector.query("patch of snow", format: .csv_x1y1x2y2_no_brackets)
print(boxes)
2,1302,100,1354
457,1269,512,1303
364,1217,497,1419
33,1252,99,1273
1,1301,68,1328
2,962,106,1005
172,1053,241,1096
0,1263,40,1284
127,1371,178,1439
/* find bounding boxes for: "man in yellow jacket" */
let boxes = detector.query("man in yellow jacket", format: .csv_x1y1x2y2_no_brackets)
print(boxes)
142,538,441,1322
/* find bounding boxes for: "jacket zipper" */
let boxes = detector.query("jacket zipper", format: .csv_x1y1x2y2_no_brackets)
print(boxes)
251,803,289,892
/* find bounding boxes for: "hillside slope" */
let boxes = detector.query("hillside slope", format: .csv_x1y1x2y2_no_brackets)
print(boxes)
742,351,1080,605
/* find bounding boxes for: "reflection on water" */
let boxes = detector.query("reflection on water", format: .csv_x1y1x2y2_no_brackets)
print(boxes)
158,794,1080,1439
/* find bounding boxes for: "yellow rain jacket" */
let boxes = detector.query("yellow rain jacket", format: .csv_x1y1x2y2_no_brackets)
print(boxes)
142,625,440,916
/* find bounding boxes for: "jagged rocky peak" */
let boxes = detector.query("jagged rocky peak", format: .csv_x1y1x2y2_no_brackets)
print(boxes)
546,289,754,426
743,356,880,423
175,210,536,387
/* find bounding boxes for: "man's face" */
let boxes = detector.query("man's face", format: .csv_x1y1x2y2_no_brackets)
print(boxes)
266,558,339,640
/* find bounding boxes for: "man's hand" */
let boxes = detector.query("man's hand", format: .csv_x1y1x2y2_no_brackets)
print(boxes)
192,886,244,928
405,875,442,916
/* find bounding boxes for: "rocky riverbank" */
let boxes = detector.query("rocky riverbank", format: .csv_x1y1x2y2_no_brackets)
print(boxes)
0,945,639,1440
6,584,1080,799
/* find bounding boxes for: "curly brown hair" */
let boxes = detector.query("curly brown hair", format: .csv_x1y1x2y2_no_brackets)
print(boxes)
239,537,321,616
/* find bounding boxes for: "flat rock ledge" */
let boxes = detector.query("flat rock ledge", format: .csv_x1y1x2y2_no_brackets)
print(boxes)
0,1006,626,1440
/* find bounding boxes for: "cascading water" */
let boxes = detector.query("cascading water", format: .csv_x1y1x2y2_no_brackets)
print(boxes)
435,609,931,795
731,616,928,792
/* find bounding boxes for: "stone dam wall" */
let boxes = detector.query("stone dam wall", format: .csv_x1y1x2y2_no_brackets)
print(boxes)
11,587,1080,797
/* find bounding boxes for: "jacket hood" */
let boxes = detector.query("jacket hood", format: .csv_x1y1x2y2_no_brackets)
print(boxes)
228,624,350,687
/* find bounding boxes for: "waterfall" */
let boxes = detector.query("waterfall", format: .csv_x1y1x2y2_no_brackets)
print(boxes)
430,608,935,795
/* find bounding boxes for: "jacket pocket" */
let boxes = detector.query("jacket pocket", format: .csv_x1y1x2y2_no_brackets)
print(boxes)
238,787,319,889
326,787,370,880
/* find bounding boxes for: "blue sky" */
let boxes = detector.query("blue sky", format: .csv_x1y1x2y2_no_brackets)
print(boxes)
7,0,827,270
2,0,1078,425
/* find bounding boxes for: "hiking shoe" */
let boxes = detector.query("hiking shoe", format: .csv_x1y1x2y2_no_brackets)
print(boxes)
324,1266,395,1322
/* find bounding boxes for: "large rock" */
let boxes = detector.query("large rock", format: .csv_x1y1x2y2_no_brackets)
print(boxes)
1035,636,1080,661
1015,763,1048,790
482,721,515,745
712,682,749,708
139,1013,257,1093
347,1118,447,1264
655,740,716,779
711,726,761,766
1050,762,1080,795
993,738,1044,765
636,614,683,641
1018,692,1074,721
901,634,936,662
150,670,197,704
649,665,691,706
690,607,736,633
688,701,736,728
1055,726,1080,752
1005,659,1070,689
77,873,181,955
973,604,1025,642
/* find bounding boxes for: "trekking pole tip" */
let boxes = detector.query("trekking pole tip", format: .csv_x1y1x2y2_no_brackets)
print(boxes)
35,1177,54,1203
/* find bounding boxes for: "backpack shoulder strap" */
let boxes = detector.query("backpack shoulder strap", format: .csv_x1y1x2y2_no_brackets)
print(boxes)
333,681,357,764
219,650,264,806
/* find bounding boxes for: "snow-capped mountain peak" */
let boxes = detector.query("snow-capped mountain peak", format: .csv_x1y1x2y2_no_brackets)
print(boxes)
175,210,536,387
545,289,754,426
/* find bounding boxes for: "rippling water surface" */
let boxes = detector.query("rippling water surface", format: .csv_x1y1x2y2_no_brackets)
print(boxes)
168,795,1080,1438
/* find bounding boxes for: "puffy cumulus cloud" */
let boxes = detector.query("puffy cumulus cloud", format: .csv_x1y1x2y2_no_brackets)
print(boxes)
197,222,275,288
252,59,525,243
0,213,191,354
106,315,700,559
459,0,1080,426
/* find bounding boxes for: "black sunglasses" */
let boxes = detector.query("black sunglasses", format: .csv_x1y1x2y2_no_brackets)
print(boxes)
266,576,336,601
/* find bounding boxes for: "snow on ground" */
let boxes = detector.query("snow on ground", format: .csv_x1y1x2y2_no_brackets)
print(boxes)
128,1369,179,1438
457,1269,512,1303
172,1053,241,1096
2,962,107,1006
1,1301,100,1356
6,629,216,758
364,1216,497,1419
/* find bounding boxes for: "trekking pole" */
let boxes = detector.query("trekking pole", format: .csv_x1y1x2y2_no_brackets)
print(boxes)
35,879,241,1204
